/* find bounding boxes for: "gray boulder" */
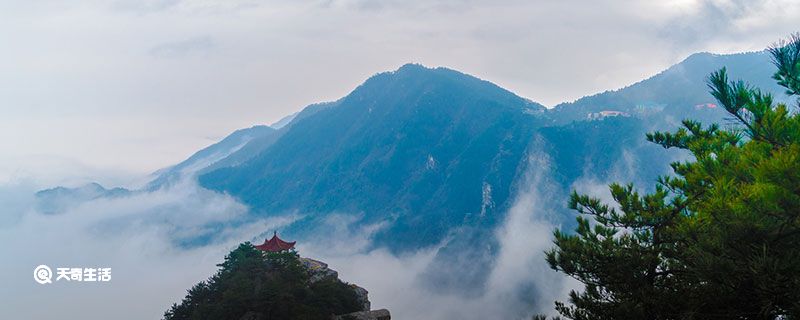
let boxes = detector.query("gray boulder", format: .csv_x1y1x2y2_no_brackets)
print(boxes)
332,309,391,320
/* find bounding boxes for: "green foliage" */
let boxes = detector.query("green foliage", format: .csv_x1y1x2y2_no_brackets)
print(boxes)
546,35,800,319
163,243,361,320
770,33,800,97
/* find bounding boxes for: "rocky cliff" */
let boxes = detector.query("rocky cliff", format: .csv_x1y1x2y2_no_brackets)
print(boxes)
299,257,390,320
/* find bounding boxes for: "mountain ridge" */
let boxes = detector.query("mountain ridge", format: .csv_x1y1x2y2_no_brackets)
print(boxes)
198,63,547,251
37,51,787,255
33,51,786,295
549,50,783,123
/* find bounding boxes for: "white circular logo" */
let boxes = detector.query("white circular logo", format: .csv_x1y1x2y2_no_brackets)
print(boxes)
34,265,52,284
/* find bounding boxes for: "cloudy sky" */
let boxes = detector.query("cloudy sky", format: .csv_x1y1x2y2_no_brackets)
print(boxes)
1,2,798,318
1,0,798,185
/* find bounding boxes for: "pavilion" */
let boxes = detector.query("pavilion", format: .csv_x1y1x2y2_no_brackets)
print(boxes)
255,231,296,252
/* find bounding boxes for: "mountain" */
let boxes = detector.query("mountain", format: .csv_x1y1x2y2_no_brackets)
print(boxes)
34,50,788,300
146,125,276,190
551,50,785,124
199,64,547,250
270,112,298,129
183,52,781,294
35,183,131,214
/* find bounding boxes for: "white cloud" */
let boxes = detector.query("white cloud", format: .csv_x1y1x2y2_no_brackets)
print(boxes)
0,147,581,320
0,132,685,319
0,179,295,320
150,36,216,59
301,145,578,319
1,0,798,174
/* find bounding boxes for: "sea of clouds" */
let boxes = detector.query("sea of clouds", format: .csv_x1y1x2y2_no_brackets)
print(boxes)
0,146,663,319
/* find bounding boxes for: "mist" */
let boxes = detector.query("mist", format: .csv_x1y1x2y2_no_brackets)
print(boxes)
0,150,582,320
0,134,666,320
0,178,294,320
301,142,579,319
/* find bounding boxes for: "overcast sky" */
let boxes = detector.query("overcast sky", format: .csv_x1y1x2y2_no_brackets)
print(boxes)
1,0,798,186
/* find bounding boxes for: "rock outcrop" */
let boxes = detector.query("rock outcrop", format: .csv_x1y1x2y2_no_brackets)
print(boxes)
350,284,370,311
300,256,389,319
301,257,339,283
332,309,391,320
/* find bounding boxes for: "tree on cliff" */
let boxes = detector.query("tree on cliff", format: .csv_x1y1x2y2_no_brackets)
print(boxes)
163,243,362,320
545,34,800,319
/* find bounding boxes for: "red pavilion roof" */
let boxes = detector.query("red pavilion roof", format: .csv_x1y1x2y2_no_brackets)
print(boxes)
255,232,296,252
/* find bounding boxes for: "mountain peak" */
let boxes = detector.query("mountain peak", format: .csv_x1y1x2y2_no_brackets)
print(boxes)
390,63,478,81
395,62,428,72
351,63,544,112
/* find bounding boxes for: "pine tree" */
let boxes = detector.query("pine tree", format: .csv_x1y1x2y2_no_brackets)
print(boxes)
163,243,361,320
545,34,800,320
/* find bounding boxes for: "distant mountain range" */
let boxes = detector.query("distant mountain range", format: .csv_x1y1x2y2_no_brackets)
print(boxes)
37,49,790,294
35,182,131,214
552,50,785,123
